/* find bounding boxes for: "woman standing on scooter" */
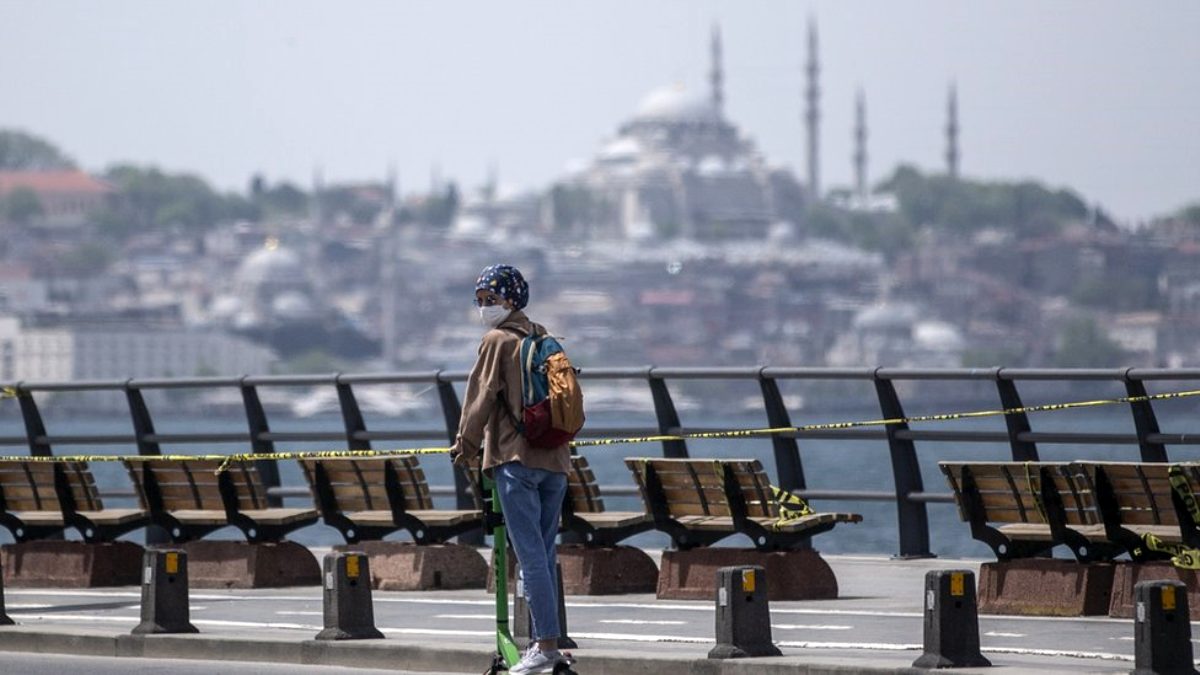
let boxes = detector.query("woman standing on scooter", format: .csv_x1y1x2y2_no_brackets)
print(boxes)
449,264,574,675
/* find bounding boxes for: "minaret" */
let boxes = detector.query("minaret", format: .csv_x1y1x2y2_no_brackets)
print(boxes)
385,162,397,208
805,16,821,200
946,83,960,180
311,165,325,228
709,23,724,116
854,89,868,202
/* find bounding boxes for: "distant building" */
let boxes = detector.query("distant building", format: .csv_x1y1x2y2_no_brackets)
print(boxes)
205,238,376,358
553,28,807,240
0,315,276,409
0,170,112,229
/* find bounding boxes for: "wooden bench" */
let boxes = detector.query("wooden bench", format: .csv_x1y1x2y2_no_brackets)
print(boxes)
300,455,482,544
1074,461,1200,561
939,461,1121,562
624,457,862,551
125,459,317,543
561,455,653,547
0,460,146,543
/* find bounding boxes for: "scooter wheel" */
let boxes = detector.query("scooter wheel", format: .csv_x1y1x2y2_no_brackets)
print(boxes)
484,652,507,674
552,664,578,675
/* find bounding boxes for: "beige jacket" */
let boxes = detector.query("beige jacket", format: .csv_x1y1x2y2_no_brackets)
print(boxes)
451,310,571,475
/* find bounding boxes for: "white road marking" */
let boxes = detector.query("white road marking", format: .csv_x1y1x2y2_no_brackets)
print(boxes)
275,610,322,616
7,613,1148,662
777,640,919,650
379,627,494,637
772,624,853,631
14,614,316,631
6,589,1141,627
434,614,494,620
598,619,686,626
984,631,1026,638
980,646,1133,662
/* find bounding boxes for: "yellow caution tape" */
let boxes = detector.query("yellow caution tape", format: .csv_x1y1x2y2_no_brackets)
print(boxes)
0,447,452,474
770,484,815,530
0,388,1194,471
1141,532,1200,570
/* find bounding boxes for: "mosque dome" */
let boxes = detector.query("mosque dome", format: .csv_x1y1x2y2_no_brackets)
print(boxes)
237,240,304,287
633,85,719,123
852,303,920,331
597,136,643,163
913,320,965,351
271,291,318,321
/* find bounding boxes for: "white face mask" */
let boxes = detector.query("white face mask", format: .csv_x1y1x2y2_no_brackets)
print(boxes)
478,305,511,328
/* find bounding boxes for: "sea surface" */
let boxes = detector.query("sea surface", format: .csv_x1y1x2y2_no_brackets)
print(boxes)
2,385,1197,560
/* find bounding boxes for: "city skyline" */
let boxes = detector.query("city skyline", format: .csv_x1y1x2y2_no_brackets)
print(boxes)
1,1,1197,222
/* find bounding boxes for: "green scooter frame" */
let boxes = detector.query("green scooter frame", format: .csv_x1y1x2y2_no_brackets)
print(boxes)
483,474,577,675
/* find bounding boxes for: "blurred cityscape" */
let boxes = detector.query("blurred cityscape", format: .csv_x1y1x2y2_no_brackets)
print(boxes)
0,24,1198,414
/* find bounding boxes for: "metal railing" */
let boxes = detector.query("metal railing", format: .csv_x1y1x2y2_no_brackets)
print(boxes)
3,366,1200,557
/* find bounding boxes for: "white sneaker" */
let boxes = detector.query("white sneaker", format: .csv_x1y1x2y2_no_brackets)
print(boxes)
509,647,566,674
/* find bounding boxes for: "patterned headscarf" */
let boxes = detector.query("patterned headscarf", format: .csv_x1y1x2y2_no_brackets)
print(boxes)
475,264,529,310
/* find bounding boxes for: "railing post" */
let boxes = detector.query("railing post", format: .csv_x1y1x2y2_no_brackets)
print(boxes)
240,379,281,507
126,381,167,545
758,370,805,491
994,369,1038,462
873,370,933,559
1123,370,1168,463
335,377,370,451
436,372,482,545
648,369,687,458
13,384,51,457
125,382,161,456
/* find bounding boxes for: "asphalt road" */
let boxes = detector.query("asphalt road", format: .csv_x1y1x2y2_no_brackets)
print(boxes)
0,555,1164,672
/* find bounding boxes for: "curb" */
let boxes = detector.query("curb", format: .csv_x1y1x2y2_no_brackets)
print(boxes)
0,627,925,674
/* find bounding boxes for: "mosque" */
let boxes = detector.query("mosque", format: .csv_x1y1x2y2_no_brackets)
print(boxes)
206,237,376,358
553,26,807,240
550,21,962,239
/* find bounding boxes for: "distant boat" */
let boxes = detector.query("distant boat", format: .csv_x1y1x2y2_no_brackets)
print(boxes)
290,386,432,418
582,383,700,414
740,393,805,413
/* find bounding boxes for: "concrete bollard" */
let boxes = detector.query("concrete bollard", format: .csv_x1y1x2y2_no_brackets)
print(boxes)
912,569,990,669
708,565,782,659
1133,580,1197,675
132,548,197,634
513,562,576,650
315,551,384,640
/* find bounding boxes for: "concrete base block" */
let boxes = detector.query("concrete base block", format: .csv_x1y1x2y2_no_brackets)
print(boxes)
335,542,486,591
1108,561,1200,619
2,541,144,587
557,545,658,595
657,548,838,601
487,544,659,595
174,541,320,589
977,559,1113,616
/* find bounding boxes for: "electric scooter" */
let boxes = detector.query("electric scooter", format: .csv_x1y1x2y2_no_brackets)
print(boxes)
482,473,578,675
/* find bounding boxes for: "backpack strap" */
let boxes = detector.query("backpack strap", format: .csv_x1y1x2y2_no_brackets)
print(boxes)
494,325,532,433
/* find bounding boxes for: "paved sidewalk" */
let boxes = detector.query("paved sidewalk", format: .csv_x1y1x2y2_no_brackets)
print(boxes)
0,553,1167,673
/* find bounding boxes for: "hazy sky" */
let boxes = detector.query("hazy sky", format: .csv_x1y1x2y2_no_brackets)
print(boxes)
2,1,1197,222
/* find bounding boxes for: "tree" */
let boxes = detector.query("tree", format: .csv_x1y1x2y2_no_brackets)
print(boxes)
876,165,1090,237
1177,202,1200,225
1052,317,1127,367
54,241,114,278
97,164,243,238
1,187,44,225
0,129,75,170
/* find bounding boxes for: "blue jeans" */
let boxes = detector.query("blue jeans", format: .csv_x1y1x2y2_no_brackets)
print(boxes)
495,461,567,641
